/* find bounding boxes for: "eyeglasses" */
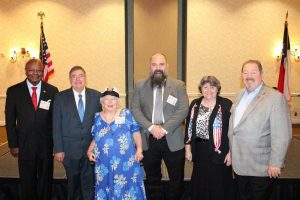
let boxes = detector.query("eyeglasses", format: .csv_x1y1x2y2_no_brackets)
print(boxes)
26,69,43,74
70,74,86,80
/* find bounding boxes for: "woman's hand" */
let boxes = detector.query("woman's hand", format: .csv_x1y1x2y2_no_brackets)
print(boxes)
224,152,231,166
185,150,192,162
87,151,96,162
135,150,144,162
185,145,192,162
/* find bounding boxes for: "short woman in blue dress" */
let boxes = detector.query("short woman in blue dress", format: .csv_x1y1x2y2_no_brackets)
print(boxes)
87,88,146,200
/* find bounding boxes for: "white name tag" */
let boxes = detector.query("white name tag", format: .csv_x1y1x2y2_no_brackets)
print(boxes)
115,116,125,124
39,100,51,110
167,95,177,106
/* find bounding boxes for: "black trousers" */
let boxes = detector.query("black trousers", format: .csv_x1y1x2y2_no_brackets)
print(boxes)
143,135,185,200
18,156,53,200
63,156,94,200
235,173,274,200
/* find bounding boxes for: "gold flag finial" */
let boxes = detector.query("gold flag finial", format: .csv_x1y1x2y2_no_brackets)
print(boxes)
37,11,45,22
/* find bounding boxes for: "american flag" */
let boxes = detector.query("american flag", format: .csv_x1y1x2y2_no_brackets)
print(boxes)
213,105,222,154
277,13,291,101
40,22,54,82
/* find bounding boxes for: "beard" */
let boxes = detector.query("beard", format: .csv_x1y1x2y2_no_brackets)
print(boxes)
150,70,167,88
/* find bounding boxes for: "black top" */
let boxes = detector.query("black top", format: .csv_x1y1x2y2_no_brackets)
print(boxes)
185,96,232,164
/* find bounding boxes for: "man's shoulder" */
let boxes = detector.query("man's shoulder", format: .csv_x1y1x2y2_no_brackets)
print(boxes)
42,82,58,92
167,77,185,85
262,85,284,99
86,87,101,96
135,79,148,88
7,81,25,92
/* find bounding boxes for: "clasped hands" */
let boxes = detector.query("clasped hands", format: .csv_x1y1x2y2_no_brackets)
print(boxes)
150,125,166,140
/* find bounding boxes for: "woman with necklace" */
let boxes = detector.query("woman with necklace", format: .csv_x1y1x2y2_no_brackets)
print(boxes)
87,87,146,200
185,76,235,200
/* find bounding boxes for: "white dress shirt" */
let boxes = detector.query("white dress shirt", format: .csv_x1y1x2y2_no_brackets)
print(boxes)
73,88,86,110
26,80,42,103
234,83,263,128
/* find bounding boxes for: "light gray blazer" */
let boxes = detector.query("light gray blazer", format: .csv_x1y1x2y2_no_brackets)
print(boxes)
228,84,292,177
131,78,189,152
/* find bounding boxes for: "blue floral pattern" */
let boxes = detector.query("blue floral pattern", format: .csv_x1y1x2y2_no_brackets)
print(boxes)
92,109,146,200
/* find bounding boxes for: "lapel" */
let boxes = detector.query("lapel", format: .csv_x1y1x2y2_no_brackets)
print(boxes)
83,88,92,123
21,80,36,111
39,82,47,106
67,88,82,123
234,84,266,128
144,79,154,111
35,82,49,114
163,78,171,108
209,97,221,126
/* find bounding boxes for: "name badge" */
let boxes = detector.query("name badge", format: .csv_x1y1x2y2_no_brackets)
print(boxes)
167,95,177,106
39,100,51,110
115,116,125,124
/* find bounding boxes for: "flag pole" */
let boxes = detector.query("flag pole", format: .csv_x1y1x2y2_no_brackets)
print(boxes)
38,11,45,69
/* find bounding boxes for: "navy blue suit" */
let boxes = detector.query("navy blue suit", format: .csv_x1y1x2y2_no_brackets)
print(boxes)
53,87,101,200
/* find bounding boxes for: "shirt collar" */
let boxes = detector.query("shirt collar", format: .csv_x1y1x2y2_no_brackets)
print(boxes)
26,79,42,90
72,87,86,97
244,82,263,96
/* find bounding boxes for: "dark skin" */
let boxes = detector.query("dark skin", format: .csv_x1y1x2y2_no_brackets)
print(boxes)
10,59,44,157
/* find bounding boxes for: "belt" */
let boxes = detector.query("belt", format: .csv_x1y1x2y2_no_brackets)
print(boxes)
195,137,209,143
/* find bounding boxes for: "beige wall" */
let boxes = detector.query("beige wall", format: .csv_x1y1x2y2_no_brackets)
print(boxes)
186,0,300,122
134,0,178,81
0,0,126,124
187,0,300,93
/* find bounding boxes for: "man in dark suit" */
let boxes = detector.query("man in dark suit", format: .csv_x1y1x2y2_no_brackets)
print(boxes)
5,58,58,200
131,53,189,200
53,66,101,200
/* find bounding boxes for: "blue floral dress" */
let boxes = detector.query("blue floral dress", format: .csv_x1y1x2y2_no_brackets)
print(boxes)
92,108,146,200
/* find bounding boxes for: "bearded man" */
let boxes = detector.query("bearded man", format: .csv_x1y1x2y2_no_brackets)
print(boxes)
131,53,189,200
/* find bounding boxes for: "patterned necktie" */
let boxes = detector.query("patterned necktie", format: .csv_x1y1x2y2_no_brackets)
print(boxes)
78,94,84,122
153,87,163,124
32,87,37,111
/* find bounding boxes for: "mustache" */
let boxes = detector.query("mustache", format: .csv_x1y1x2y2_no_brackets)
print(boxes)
153,69,164,74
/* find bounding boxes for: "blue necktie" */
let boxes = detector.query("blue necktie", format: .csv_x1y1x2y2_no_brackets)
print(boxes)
78,94,84,122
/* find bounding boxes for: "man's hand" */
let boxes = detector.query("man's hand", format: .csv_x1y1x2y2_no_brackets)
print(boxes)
268,165,281,178
54,152,65,162
10,148,19,157
150,125,165,139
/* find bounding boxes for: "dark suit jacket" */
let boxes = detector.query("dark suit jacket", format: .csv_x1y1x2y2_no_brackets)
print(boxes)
5,79,58,159
52,88,101,160
185,96,232,164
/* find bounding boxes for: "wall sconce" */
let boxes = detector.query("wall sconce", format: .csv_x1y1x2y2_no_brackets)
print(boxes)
10,48,31,63
294,45,300,62
275,45,300,62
